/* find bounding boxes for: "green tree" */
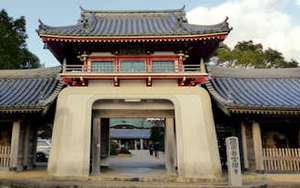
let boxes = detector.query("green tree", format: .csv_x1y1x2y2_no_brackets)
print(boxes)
0,9,40,69
215,41,298,68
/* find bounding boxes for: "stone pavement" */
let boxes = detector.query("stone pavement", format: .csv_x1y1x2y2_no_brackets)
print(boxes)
0,169,267,188
0,151,270,187
105,150,165,178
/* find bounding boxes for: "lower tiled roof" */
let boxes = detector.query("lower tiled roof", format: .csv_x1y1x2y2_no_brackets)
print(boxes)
206,67,300,115
0,67,64,113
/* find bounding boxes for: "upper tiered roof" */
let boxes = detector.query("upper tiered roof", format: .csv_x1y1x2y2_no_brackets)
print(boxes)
37,7,231,41
206,67,300,115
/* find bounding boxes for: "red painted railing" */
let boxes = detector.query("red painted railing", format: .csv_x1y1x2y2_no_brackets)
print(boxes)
63,64,203,73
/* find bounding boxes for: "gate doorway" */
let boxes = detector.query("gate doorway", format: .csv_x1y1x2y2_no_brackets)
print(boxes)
90,99,177,177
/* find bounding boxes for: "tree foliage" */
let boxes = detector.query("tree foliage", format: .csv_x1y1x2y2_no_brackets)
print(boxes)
149,119,165,151
0,9,40,69
216,41,298,68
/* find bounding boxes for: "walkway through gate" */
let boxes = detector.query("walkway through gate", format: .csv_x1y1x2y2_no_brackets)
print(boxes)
90,99,177,176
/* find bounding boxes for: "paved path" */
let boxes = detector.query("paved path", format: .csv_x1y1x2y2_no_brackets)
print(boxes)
105,150,166,177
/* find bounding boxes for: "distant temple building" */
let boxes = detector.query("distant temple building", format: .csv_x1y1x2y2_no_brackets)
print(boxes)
110,127,150,150
0,6,299,178
110,118,153,150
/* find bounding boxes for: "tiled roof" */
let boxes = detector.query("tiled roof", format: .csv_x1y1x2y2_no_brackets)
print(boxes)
206,67,300,115
110,118,155,128
0,67,64,113
110,128,150,139
37,7,231,37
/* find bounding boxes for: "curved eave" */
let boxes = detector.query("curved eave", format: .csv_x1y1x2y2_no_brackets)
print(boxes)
39,32,229,43
227,107,300,115
0,107,44,114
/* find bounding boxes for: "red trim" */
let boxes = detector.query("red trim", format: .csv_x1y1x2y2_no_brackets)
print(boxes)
41,33,228,43
61,75,206,80
61,75,208,87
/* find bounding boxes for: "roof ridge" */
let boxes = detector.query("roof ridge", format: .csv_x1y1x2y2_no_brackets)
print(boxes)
0,66,61,79
79,6,185,14
209,67,300,79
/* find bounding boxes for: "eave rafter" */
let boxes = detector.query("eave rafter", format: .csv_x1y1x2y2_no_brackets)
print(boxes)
39,32,229,43
227,107,300,116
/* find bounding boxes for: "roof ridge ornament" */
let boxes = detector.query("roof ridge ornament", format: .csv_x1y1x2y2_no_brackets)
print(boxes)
38,19,48,31
218,16,233,32
180,5,186,11
224,16,229,22
174,6,188,32
80,5,86,12
80,12,97,33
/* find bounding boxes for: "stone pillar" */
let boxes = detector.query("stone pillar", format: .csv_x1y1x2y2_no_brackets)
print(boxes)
241,122,249,169
174,93,222,178
91,118,101,175
252,121,264,172
140,139,144,150
165,117,177,174
226,137,242,187
10,121,23,171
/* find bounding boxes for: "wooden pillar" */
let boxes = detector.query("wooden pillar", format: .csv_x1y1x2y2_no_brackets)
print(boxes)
23,124,31,169
165,117,177,174
241,122,249,169
30,125,38,168
252,121,264,172
10,121,23,171
100,118,110,167
298,129,300,147
91,118,101,175
134,140,138,150
118,140,121,148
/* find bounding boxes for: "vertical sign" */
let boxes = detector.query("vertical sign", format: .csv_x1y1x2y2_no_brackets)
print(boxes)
226,136,242,187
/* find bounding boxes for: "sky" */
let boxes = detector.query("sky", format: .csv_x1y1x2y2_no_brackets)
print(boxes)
1,0,300,67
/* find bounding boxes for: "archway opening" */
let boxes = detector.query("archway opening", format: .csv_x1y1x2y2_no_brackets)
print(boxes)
90,99,177,177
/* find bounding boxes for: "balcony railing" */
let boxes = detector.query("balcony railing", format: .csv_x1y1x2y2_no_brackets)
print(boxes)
62,64,204,73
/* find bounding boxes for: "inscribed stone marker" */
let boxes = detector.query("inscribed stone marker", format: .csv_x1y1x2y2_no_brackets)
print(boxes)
226,136,242,187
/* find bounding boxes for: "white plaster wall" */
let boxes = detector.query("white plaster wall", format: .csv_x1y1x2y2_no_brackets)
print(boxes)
48,82,221,178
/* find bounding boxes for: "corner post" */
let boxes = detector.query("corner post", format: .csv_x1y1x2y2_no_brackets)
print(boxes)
10,120,23,171
241,122,249,169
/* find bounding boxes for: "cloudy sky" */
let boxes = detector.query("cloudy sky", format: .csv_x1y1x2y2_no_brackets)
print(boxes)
2,0,300,67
